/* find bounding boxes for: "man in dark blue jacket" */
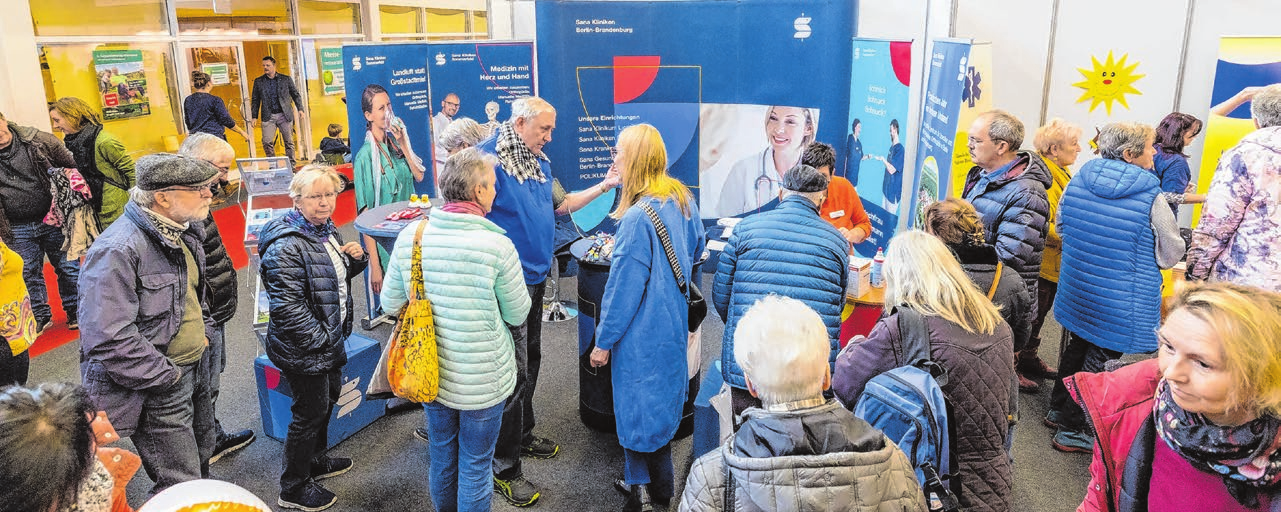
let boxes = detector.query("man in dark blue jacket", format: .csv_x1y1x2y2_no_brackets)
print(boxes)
713,164,849,420
962,110,1051,392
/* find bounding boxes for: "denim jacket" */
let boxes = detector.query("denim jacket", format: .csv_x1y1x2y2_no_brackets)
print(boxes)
79,201,212,436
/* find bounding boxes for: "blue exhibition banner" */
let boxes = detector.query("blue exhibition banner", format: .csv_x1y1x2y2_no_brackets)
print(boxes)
536,0,856,230
424,42,536,175
909,39,970,228
343,43,435,201
846,38,912,257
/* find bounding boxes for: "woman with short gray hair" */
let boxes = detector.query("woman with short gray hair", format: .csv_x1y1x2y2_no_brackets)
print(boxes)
438,117,489,155
1045,121,1185,454
381,147,531,512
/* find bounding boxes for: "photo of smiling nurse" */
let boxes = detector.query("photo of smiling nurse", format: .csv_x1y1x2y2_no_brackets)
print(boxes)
715,105,817,217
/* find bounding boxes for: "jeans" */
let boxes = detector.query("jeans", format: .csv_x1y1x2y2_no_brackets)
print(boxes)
262,112,297,163
281,369,340,495
493,280,546,480
1048,331,1121,433
0,342,30,386
133,363,201,495
425,401,504,512
194,326,224,474
623,444,674,500
10,221,79,324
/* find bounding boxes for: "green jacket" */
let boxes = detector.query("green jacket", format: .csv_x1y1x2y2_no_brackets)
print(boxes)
94,131,135,228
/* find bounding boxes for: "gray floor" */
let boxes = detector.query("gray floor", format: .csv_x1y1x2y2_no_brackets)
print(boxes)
29,224,1092,511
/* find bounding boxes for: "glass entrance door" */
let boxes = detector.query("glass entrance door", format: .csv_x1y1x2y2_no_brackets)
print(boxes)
179,43,255,166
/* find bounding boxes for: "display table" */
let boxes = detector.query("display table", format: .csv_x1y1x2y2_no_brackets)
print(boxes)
570,237,699,439
352,200,429,329
840,285,885,347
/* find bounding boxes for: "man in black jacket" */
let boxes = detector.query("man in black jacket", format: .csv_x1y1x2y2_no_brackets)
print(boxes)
250,56,306,164
179,133,256,468
0,112,80,334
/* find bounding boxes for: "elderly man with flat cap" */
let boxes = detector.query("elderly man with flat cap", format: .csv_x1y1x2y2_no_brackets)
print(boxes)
712,164,850,418
79,153,221,494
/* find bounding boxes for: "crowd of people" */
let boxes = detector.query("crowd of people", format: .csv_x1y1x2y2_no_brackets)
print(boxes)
1,82,1280,512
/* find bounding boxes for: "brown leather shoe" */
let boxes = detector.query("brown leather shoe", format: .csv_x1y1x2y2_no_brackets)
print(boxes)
1017,373,1041,393
1018,355,1059,379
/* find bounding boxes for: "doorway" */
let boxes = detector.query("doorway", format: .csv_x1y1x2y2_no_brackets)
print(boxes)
179,43,255,167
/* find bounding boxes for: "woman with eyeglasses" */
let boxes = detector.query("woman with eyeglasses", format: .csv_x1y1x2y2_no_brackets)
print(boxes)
49,97,136,230
715,105,816,218
1071,282,1281,511
258,165,368,511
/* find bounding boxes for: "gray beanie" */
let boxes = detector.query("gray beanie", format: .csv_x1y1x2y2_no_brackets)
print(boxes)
135,153,219,191
781,164,829,193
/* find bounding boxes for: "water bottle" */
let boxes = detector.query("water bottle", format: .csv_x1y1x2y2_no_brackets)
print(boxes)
870,247,885,288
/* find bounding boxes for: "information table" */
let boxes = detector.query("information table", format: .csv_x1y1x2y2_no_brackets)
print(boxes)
352,200,430,329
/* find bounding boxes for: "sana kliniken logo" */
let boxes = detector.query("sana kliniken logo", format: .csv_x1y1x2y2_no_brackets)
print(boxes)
351,56,361,71
435,53,446,66
794,13,811,40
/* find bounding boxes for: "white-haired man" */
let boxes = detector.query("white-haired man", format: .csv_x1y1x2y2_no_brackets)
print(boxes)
1187,84,1281,292
178,133,257,469
476,96,619,506
679,295,925,511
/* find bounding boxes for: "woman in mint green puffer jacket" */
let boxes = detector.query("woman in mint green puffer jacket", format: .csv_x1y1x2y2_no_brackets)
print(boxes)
380,147,530,512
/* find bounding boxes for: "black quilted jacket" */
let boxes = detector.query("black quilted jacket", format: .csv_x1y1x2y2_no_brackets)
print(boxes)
257,217,367,374
833,313,1016,512
201,213,238,325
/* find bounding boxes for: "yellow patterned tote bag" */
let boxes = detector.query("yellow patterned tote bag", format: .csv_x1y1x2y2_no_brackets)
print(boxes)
387,220,439,402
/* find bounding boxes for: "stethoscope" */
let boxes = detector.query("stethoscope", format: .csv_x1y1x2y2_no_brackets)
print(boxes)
753,150,785,213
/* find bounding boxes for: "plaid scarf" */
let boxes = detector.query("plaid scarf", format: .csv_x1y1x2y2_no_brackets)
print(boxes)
1154,379,1281,506
495,121,548,184
141,206,188,243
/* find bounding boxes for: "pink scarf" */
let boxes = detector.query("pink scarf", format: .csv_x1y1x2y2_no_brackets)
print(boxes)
440,201,486,217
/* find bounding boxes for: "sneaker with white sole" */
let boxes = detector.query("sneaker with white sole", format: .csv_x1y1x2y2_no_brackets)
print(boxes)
209,429,256,464
279,481,337,511
310,456,352,481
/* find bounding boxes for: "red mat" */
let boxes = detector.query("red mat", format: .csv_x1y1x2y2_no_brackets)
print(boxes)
27,190,357,357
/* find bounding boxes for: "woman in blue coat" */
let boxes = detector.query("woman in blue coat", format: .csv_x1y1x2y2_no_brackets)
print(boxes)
590,124,706,512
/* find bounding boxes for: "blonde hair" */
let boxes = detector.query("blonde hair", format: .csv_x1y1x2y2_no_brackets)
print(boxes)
49,97,102,133
1033,118,1082,155
763,105,818,150
288,165,343,201
1166,282,1281,419
883,231,1004,335
734,295,830,405
609,124,692,220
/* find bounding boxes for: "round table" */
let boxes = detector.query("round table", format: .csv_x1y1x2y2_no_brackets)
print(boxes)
571,237,699,439
352,200,430,329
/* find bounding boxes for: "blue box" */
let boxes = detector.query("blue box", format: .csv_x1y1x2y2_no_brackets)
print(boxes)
254,333,386,449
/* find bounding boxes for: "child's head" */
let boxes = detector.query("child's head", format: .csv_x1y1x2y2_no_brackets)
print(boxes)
327,123,343,137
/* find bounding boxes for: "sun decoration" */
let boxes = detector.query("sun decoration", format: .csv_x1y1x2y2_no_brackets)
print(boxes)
1072,51,1145,115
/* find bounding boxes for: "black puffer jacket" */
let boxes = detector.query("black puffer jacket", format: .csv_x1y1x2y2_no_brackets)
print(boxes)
952,243,1033,352
963,151,1052,294
258,217,367,374
201,213,237,325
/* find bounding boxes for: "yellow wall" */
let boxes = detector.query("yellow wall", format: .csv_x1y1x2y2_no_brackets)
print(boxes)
299,0,360,35
380,6,420,34
42,43,182,156
427,9,467,34
30,0,167,37
304,41,351,152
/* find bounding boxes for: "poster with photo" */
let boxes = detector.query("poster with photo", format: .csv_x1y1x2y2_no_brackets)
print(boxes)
94,49,150,120
424,42,535,177
846,38,912,256
699,104,820,218
909,39,971,227
319,47,345,95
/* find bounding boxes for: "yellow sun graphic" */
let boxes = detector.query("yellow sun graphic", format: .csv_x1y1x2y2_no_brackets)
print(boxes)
1072,51,1145,115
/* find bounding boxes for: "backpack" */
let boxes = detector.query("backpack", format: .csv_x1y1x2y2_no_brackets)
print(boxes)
853,306,963,512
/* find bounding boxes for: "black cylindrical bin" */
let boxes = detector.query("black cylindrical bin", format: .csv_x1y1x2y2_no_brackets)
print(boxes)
572,238,699,439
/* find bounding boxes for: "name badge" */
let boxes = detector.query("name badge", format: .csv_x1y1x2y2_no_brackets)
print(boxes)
829,210,845,219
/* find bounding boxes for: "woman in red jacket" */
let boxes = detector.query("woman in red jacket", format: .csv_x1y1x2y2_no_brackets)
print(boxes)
1070,282,1281,511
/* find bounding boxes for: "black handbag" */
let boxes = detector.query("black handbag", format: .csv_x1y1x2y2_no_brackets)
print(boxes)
638,202,707,333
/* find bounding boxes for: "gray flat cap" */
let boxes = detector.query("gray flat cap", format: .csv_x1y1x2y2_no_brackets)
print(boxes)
135,153,220,191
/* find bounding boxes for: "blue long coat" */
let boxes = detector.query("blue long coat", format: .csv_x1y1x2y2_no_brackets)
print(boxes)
595,196,706,452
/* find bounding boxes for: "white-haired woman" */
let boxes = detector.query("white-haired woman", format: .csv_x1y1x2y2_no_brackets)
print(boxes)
381,148,531,512
258,166,367,511
438,118,489,157
681,295,925,511
833,230,1015,512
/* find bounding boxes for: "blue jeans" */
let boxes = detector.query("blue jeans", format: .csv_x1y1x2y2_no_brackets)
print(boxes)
10,222,79,323
133,363,202,495
425,401,505,512
194,326,223,474
623,444,675,500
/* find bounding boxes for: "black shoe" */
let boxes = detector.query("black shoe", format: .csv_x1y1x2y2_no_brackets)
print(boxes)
66,319,78,330
494,474,541,507
622,483,655,512
279,481,337,511
615,479,669,508
310,456,353,481
521,435,560,459
413,427,429,442
209,429,256,464
36,319,52,336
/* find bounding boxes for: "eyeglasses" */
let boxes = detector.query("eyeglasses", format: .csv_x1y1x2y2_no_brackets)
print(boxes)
443,101,459,108
160,185,214,197
303,192,339,201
